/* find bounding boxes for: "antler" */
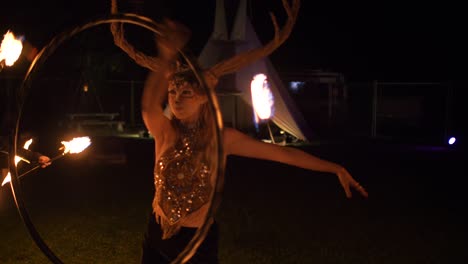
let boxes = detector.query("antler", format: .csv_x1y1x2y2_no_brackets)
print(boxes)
207,0,301,80
109,0,172,73
109,0,298,89
110,0,192,75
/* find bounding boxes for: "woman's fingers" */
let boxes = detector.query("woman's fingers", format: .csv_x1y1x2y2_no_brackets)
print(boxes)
353,181,369,198
338,175,352,198
338,170,368,199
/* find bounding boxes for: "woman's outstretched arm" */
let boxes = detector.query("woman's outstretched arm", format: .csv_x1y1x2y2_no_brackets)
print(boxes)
223,127,368,198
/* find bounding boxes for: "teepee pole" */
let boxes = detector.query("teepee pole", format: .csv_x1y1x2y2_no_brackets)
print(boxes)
267,121,276,144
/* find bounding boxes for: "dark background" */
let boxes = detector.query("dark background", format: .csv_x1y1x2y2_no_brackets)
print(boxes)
1,0,466,145
1,0,465,82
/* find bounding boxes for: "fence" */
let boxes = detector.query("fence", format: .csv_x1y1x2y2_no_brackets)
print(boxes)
347,81,457,145
2,76,464,146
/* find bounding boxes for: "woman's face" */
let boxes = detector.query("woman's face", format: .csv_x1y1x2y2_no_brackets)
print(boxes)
168,81,207,123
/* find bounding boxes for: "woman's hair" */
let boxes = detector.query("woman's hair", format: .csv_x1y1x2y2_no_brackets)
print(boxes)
168,66,219,185
167,66,210,140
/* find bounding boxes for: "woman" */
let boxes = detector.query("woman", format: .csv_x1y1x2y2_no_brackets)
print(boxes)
108,2,367,262
138,22,368,264
141,64,222,263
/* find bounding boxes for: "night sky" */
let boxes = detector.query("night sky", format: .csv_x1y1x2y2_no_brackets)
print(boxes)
1,0,465,82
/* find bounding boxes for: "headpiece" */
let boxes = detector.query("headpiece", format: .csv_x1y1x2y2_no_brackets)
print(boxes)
169,62,199,88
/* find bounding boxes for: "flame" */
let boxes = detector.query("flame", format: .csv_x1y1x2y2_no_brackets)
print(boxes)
0,31,23,66
251,73,274,121
61,137,91,154
2,173,11,187
1,139,33,186
23,138,33,150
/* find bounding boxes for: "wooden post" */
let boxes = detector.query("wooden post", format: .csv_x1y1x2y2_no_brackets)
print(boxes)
267,121,276,144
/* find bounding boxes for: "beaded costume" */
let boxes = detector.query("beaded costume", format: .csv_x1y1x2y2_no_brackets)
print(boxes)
153,124,213,239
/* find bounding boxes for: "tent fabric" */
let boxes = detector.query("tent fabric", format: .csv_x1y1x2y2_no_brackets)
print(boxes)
198,0,312,141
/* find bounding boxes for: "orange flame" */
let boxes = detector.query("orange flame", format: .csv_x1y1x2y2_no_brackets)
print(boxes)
61,137,91,154
1,137,92,187
1,139,33,186
0,31,23,66
251,73,274,121
23,138,33,150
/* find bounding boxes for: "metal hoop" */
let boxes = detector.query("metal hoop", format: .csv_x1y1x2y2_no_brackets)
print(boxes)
9,13,225,264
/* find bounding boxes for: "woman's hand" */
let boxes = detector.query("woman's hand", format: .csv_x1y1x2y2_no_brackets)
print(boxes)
38,156,51,168
336,167,368,198
156,19,191,60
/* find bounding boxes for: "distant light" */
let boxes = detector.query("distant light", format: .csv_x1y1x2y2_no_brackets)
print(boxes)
289,81,305,93
83,84,88,92
448,137,456,145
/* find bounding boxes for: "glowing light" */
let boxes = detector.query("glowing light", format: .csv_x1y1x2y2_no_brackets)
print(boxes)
1,137,91,187
448,137,456,145
251,73,274,121
23,138,33,150
2,139,33,186
289,81,305,93
0,31,23,66
2,174,11,186
61,137,91,154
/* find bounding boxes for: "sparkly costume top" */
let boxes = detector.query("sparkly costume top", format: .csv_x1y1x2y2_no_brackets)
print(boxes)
153,125,212,239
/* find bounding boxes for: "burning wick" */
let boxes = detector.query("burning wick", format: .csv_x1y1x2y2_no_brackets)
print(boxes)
0,30,23,68
60,136,92,154
250,73,276,143
1,139,33,186
23,138,33,150
251,73,274,121
1,137,91,186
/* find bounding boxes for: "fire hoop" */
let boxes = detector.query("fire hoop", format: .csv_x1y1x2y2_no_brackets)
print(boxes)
8,13,225,264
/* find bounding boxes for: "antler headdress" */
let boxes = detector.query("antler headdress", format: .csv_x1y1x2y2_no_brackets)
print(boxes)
110,0,301,89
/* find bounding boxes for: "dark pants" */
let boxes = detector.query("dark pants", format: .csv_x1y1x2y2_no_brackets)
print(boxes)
141,213,219,264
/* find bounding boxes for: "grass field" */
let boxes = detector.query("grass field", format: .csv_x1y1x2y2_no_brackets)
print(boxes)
1,137,467,263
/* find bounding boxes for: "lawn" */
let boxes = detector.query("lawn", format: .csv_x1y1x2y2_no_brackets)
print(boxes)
1,137,467,263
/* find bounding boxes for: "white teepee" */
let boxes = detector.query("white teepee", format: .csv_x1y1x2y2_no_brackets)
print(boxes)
198,0,312,141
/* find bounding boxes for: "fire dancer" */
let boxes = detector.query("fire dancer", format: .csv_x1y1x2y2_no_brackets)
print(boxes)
0,112,51,180
110,0,367,262
141,53,369,264
140,22,367,264
0,134,51,181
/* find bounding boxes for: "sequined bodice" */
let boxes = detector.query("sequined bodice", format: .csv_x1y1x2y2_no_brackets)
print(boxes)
154,127,212,226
